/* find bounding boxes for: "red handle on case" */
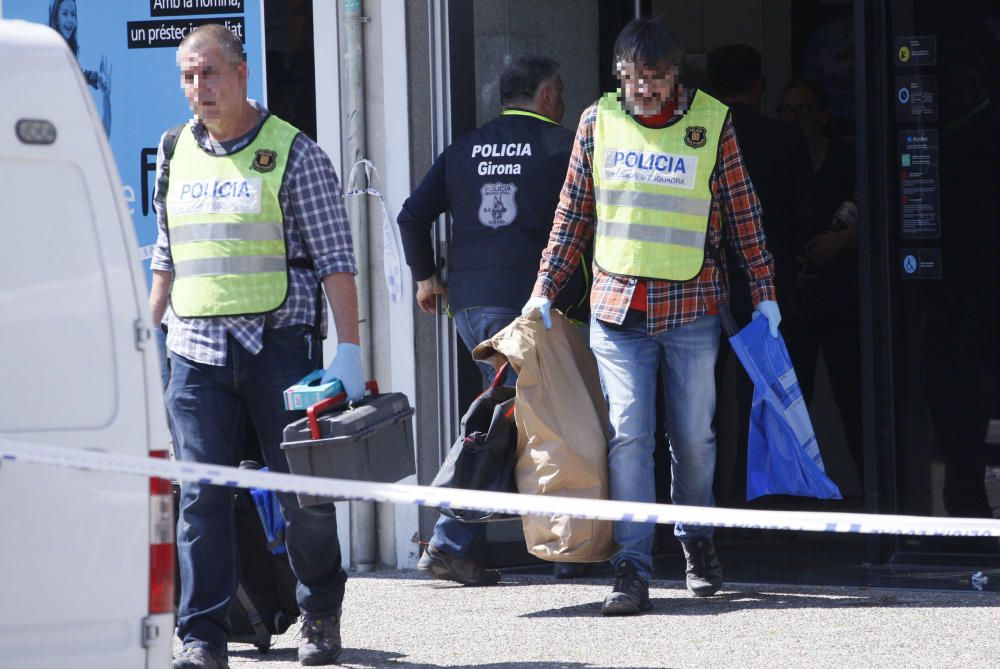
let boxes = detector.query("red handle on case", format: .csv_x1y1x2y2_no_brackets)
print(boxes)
306,380,380,440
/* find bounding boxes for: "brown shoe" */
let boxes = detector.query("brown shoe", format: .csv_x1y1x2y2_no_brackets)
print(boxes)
417,544,500,586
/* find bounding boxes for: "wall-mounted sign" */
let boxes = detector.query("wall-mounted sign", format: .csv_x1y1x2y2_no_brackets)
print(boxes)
897,130,940,239
895,76,937,122
894,35,937,68
900,248,942,279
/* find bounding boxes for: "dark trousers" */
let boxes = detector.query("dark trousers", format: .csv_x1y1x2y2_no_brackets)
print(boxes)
167,327,347,654
791,309,864,487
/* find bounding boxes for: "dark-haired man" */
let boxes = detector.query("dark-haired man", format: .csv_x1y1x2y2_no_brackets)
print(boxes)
524,18,780,615
150,24,362,668
398,55,590,585
707,43,810,327
706,44,813,500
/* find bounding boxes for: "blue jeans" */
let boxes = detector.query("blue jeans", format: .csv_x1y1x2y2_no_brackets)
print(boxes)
166,327,347,654
590,313,721,582
154,327,170,388
430,306,519,556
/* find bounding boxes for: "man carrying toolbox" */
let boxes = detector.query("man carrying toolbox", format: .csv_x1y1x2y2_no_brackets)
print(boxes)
523,17,781,616
149,24,364,668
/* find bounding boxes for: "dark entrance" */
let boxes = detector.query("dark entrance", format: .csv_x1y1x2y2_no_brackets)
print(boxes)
441,0,1000,588
862,0,1000,579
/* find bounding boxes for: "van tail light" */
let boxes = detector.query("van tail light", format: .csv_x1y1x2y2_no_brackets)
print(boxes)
149,450,174,615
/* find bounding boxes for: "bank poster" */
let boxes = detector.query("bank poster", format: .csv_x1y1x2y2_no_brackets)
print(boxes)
2,0,265,286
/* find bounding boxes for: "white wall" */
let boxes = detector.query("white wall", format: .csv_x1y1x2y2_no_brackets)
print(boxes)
311,0,353,570
316,0,419,570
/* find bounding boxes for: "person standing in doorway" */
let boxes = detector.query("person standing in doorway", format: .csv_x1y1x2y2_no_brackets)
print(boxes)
778,78,863,488
150,24,364,669
398,55,591,585
707,44,813,502
524,18,780,615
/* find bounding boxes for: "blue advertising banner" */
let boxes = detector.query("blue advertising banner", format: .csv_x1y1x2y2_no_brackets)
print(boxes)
2,0,265,285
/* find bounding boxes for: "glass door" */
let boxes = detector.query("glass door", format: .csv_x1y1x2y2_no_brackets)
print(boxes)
879,0,1000,564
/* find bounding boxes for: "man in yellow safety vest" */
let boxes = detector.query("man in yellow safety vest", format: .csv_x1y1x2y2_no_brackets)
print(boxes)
523,17,781,616
149,24,363,668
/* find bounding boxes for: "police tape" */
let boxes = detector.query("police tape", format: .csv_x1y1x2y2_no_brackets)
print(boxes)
3,438,1000,538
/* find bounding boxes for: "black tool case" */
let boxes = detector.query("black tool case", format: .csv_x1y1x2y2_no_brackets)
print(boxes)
281,381,415,507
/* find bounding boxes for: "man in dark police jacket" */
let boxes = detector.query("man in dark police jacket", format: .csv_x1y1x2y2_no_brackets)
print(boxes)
397,55,589,586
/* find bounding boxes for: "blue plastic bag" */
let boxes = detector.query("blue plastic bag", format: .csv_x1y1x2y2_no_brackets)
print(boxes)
728,316,842,501
249,468,287,556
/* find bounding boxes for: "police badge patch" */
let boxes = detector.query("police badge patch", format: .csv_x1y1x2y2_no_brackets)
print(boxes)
251,149,277,172
478,183,517,229
684,126,707,148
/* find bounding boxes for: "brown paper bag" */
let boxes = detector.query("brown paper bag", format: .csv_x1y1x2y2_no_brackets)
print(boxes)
473,309,616,563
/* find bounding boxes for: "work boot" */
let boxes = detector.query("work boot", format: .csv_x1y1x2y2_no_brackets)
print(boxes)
298,611,342,666
417,544,501,586
683,537,723,597
172,645,228,669
601,560,651,616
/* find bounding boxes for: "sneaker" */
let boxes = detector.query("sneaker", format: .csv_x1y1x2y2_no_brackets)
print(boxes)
683,537,723,597
172,645,228,669
417,544,501,586
601,561,651,616
298,611,342,666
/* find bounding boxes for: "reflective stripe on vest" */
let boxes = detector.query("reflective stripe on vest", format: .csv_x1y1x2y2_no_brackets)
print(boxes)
598,220,706,249
174,256,289,277
592,90,728,281
168,221,285,244
593,187,711,218
165,115,300,318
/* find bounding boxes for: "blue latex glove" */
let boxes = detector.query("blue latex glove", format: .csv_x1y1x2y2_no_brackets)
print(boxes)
521,296,553,329
752,300,782,338
321,342,365,401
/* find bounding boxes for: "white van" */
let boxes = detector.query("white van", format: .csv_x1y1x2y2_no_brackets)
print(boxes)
0,20,173,669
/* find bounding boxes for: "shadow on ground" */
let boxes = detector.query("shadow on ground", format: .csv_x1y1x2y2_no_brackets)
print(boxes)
229,645,662,669
522,586,1000,618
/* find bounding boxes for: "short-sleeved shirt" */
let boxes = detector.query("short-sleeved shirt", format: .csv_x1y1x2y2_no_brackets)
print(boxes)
151,102,356,365
532,96,777,335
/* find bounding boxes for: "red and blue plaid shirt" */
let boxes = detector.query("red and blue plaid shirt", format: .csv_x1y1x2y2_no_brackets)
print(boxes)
532,99,776,335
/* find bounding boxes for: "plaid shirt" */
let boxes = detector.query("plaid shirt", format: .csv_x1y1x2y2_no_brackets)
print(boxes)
533,98,776,335
151,104,356,365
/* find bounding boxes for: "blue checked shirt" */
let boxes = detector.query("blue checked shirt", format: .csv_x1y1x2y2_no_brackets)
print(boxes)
151,103,356,365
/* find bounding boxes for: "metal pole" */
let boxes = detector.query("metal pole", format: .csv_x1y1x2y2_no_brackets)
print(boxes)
343,0,376,572
634,0,642,19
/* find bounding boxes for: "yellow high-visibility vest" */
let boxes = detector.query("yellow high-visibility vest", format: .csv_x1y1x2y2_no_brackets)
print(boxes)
166,115,299,318
592,90,728,281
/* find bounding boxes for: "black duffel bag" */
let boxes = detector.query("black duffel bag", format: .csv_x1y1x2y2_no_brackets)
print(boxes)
431,363,518,521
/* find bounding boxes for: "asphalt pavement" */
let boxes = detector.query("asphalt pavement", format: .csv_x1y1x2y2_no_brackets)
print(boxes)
173,570,1000,668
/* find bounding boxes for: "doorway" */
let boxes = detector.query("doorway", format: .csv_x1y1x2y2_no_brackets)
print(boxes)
440,0,873,578
437,0,1000,586
869,0,1000,576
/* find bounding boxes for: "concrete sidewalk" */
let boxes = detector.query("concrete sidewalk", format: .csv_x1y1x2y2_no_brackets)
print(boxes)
177,570,1000,668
